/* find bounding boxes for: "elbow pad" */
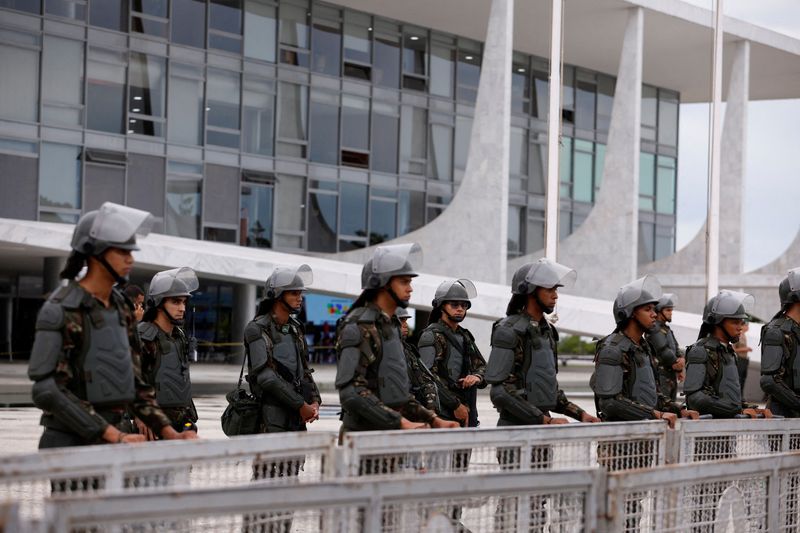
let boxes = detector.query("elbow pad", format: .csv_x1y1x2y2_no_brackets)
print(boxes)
490,385,541,424
28,302,65,381
590,346,623,397
760,328,785,374
340,385,401,429
31,377,107,441
683,346,708,394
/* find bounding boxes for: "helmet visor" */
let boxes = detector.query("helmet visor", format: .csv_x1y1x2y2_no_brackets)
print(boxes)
149,267,199,298
372,243,422,274
712,290,754,319
658,293,678,309
788,268,800,292
90,202,154,248
436,278,478,301
617,275,663,308
269,264,313,291
526,259,577,290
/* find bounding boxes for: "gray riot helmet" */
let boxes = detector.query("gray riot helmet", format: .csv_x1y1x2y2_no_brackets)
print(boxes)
432,279,477,310
655,293,678,313
266,264,313,299
147,267,199,307
394,307,412,320
613,275,662,325
71,202,154,256
702,290,754,325
511,259,577,295
778,268,800,308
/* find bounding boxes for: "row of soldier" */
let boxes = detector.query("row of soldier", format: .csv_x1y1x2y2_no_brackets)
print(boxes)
26,201,800,451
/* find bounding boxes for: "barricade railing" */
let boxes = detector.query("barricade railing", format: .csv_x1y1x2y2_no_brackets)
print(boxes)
677,418,800,463
0,431,337,524
604,451,800,532
39,468,602,533
339,420,668,478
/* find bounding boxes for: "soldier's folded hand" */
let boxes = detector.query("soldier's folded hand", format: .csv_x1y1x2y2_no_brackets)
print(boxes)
431,417,460,429
134,418,156,441
672,357,686,371
543,415,569,425
680,408,700,420
399,417,429,430
453,403,469,424
299,402,318,422
458,375,481,388
580,412,601,423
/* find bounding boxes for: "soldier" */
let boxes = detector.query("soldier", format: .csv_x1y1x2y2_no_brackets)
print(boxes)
685,290,772,419
591,276,697,429
123,284,145,322
335,243,459,435
137,267,200,439
486,260,600,426
418,279,486,427
27,202,195,448
645,293,685,401
760,268,800,417
395,307,444,415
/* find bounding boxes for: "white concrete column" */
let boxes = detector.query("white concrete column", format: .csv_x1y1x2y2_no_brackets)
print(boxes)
231,283,257,363
43,256,66,294
333,0,514,284
528,7,644,299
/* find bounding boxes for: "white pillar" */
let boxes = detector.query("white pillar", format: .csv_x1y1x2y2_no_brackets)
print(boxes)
544,0,563,260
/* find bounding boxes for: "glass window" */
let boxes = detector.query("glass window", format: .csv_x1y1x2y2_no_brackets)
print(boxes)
128,53,166,137
510,127,527,176
166,179,202,239
400,106,427,175
658,91,679,147
430,43,454,98
562,67,575,124
428,124,452,181
597,75,614,132
594,143,606,190
45,0,86,21
90,0,126,31
311,6,341,77
130,0,168,39
84,163,125,211
341,95,369,150
307,188,337,252
343,12,371,80
340,182,367,237
277,82,308,158
656,156,676,214
559,136,572,188
244,0,276,62
529,140,546,195
240,183,273,247
243,75,275,156
559,209,571,239
273,174,305,249
372,102,398,174
0,41,39,123
508,205,523,255
453,115,472,182
41,36,83,127
638,221,655,263
373,22,400,89
279,1,309,67
309,89,339,165
0,0,40,14
206,68,241,149
209,0,243,53
204,227,236,242
573,140,593,202
168,63,204,146
457,48,480,103
641,85,657,141
526,210,545,253
398,190,424,235
655,224,675,260
511,56,530,115
39,143,81,210
575,79,596,131
172,0,206,48
87,48,126,134
370,195,396,245
639,152,655,210
402,26,426,91
532,67,548,120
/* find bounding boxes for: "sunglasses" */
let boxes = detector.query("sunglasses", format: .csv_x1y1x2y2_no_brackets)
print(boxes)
445,301,469,309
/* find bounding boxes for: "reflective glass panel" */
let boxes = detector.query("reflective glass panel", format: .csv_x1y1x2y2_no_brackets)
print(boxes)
45,0,85,20
274,174,305,248
129,53,166,122
39,143,81,209
243,76,275,156
279,2,309,47
400,106,426,175
656,156,676,214
532,68,548,120
210,0,243,34
0,42,38,123
372,102,398,174
207,68,240,130
511,60,529,114
41,36,83,127
655,224,674,260
454,115,471,181
562,67,574,123
168,63,204,146
642,85,657,141
597,75,614,132
278,82,308,142
240,184,273,247
172,0,206,48
529,141,545,195
166,179,202,239
457,50,480,103
374,26,400,89
430,43,454,98
307,190,337,252
526,211,545,253
312,9,341,76
573,140,593,202
510,127,527,176
398,190,424,235
575,80,596,131
341,95,369,150
639,152,655,210
340,182,367,237
244,0,276,62
309,89,339,165
559,137,572,187
0,0,40,14
659,92,679,147
131,0,166,17
508,205,522,254
428,124,452,181
370,198,396,245
403,27,426,76
87,48,125,134
639,221,655,263
344,12,371,64
90,0,126,31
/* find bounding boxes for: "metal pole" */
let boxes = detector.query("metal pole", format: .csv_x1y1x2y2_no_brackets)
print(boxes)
544,0,563,260
706,0,724,301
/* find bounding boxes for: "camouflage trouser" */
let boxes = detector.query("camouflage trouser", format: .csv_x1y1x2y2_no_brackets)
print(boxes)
658,369,678,402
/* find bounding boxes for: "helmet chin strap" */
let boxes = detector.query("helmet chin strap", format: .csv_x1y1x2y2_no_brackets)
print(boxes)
278,295,301,315
718,324,737,344
160,305,184,326
533,291,554,315
386,285,410,309
441,306,465,323
96,254,128,287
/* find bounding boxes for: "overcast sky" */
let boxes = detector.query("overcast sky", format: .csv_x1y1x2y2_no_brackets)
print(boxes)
676,0,800,271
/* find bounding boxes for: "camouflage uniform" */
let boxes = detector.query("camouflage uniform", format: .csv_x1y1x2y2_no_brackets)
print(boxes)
685,337,748,419
760,315,800,418
401,339,444,413
646,320,682,401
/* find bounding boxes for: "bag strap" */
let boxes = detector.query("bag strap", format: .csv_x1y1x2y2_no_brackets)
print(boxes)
237,347,249,388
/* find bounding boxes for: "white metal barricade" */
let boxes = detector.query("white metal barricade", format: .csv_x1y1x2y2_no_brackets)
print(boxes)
604,451,800,532
340,420,668,478
677,418,800,463
40,469,603,533
0,431,337,524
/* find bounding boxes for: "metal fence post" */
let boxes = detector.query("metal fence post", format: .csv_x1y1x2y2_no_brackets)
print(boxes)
665,424,681,464
767,464,781,532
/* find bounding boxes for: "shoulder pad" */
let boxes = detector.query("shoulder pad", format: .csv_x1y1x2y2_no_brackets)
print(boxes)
418,329,438,348
137,321,160,342
288,316,305,333
491,325,518,349
762,326,785,346
596,343,623,365
112,287,133,311
780,319,795,334
498,313,529,333
356,307,379,323
50,282,85,309
606,332,633,352
686,343,709,364
35,301,65,331
243,321,265,344
338,322,363,348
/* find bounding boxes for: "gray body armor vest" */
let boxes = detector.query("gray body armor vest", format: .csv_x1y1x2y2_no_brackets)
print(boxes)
630,351,659,409
430,323,467,383
717,349,743,407
272,329,302,382
153,333,192,408
524,325,559,410
378,324,410,408
83,307,136,405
